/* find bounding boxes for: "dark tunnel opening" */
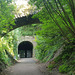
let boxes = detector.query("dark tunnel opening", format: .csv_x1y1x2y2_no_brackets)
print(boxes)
18,41,33,58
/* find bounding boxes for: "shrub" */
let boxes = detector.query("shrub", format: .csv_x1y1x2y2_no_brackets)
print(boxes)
48,64,55,70
59,64,70,73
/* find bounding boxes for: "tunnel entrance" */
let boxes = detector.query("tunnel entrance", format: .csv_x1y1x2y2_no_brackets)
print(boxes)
18,41,33,58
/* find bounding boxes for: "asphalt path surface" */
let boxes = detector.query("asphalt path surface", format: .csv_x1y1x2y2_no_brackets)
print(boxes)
6,58,45,75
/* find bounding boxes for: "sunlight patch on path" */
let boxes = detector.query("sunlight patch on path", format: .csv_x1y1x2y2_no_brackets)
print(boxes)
18,58,36,63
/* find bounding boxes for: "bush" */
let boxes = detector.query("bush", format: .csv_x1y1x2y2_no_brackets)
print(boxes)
59,64,70,73
53,39,75,74
48,64,55,70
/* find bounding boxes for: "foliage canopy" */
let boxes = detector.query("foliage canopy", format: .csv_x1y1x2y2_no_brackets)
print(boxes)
0,0,15,36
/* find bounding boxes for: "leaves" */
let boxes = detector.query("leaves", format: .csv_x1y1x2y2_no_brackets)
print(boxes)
28,0,75,62
0,0,15,35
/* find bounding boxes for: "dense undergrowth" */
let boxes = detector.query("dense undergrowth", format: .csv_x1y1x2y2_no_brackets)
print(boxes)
29,0,75,75
0,0,75,75
0,0,17,73
0,33,17,73
35,35,64,62
48,38,75,75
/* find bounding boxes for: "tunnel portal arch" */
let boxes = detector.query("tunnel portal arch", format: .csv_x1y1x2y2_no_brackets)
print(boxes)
18,41,33,58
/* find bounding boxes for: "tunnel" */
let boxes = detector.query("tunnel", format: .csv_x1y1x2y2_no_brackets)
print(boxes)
18,41,33,58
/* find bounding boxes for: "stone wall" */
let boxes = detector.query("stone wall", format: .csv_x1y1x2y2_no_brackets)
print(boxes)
17,36,37,57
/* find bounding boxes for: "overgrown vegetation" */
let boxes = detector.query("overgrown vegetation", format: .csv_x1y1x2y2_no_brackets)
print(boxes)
0,0,15,36
29,0,75,74
16,24,39,36
48,39,75,75
0,33,16,72
0,0,75,75
0,0,16,73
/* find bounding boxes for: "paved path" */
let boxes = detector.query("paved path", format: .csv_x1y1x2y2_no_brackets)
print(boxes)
6,58,45,75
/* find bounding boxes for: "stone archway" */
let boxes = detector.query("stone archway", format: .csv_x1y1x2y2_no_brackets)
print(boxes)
2,14,41,36
17,36,37,58
18,41,33,58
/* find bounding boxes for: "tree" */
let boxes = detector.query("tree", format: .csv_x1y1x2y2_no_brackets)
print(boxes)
0,0,15,36
14,1,36,17
28,0,75,62
29,0,75,41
